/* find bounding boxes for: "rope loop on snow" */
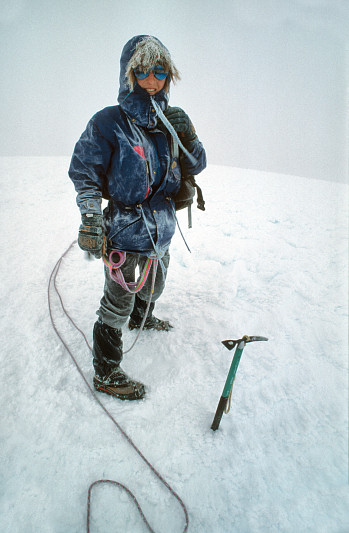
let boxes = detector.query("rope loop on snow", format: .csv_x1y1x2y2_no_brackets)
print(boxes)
48,240,189,533
87,480,156,533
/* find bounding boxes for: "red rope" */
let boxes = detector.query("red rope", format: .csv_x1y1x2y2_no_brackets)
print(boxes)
48,240,189,533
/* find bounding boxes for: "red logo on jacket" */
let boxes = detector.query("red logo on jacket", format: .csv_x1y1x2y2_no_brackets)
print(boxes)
133,146,145,159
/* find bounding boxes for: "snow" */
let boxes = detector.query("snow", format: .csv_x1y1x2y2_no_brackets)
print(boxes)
0,156,348,533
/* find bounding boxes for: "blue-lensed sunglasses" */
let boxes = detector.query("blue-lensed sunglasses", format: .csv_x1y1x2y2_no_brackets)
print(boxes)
133,65,168,81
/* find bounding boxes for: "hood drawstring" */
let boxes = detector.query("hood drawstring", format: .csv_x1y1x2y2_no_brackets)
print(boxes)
150,97,197,166
120,90,132,105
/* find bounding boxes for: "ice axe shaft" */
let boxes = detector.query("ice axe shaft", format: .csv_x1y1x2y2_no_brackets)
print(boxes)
210,340,245,431
211,335,268,431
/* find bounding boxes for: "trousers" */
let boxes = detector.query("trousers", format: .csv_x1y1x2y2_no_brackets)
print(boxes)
97,249,170,329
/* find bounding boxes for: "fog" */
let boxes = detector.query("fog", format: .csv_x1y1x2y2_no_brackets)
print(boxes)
1,0,348,182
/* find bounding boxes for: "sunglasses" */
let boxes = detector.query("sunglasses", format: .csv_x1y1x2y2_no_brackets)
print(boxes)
133,65,168,81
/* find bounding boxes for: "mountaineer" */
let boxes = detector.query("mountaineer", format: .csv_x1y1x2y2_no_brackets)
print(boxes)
69,35,206,400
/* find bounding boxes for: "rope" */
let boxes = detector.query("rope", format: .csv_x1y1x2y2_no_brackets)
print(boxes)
150,97,197,167
103,249,153,294
123,258,158,355
138,204,164,263
100,236,159,354
48,240,189,533
170,204,191,253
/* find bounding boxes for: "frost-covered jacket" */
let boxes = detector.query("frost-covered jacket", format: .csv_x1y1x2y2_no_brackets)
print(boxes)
68,35,206,258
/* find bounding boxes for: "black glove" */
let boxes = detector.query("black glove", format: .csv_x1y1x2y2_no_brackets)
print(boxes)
78,213,104,259
164,106,198,151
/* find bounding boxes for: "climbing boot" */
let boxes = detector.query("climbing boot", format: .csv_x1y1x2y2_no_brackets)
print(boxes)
92,319,145,400
93,367,146,400
128,315,173,331
129,294,173,331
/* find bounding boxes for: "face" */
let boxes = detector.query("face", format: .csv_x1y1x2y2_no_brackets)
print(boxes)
136,70,166,95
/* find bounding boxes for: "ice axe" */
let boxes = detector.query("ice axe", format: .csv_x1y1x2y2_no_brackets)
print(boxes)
211,335,268,431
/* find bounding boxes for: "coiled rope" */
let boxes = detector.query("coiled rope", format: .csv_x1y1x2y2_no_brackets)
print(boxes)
102,249,153,293
48,240,189,533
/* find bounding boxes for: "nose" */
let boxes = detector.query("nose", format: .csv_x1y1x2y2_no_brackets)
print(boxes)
147,70,156,80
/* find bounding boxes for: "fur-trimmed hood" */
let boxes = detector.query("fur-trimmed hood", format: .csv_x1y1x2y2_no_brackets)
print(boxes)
117,35,197,163
118,35,179,105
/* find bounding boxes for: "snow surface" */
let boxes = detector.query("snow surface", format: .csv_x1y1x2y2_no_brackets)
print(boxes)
0,156,348,533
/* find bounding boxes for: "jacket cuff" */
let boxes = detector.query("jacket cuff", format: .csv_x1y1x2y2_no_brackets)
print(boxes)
79,198,102,215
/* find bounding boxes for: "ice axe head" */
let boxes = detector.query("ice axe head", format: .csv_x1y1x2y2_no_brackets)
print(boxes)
222,336,268,351
221,339,239,351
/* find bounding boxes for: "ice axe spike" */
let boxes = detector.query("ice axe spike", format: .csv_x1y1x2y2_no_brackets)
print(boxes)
211,335,268,431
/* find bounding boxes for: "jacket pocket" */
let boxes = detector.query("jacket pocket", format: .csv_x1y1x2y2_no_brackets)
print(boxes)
107,206,142,241
165,156,182,196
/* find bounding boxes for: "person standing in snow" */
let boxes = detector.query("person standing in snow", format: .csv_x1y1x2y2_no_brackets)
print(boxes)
69,35,206,401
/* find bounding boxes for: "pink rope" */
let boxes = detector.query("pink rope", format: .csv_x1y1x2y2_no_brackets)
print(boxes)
103,249,153,294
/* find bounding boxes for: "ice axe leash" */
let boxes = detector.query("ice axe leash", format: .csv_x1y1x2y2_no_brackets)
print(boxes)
211,335,268,431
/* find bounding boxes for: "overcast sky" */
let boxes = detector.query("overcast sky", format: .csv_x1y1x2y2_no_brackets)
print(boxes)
1,0,348,182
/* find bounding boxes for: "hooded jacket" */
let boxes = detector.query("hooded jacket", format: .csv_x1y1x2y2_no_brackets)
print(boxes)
68,35,207,258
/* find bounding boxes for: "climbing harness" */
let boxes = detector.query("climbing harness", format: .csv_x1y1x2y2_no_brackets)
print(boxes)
100,209,163,354
100,239,157,354
48,240,189,532
211,335,268,431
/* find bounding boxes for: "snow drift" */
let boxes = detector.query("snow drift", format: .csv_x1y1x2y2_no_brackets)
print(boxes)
0,157,348,532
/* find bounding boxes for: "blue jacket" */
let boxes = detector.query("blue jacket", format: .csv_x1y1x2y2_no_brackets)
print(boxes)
68,35,206,258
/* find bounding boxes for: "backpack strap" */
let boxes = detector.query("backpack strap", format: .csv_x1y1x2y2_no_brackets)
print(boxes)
170,138,205,228
191,177,205,211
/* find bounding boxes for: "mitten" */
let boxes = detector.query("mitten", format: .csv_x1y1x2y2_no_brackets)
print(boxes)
78,213,104,259
163,106,198,151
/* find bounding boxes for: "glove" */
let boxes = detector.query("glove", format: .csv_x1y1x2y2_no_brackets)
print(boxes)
164,106,198,151
78,213,104,259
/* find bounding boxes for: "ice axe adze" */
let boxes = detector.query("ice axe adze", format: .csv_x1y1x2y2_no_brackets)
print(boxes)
211,335,268,431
